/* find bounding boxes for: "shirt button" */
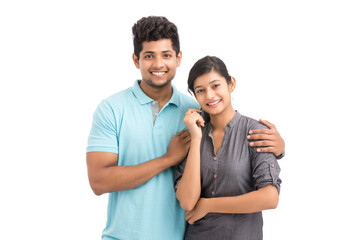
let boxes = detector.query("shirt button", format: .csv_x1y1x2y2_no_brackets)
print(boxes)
211,191,215,195
214,157,218,161
213,174,217,178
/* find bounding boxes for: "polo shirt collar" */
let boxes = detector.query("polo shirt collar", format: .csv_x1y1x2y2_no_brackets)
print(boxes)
168,84,180,107
132,80,180,107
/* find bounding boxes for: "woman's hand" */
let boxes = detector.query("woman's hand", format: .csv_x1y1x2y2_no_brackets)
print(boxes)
183,109,205,139
185,198,209,224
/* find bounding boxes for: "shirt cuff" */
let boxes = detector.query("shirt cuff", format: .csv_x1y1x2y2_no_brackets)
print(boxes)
276,152,285,160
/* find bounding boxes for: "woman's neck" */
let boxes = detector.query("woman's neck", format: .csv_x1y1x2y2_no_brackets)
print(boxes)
210,106,236,132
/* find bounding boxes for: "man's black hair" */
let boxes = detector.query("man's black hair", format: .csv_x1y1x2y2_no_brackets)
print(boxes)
132,16,180,59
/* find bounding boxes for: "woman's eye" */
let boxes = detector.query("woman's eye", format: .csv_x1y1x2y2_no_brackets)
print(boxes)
196,89,204,94
213,84,220,88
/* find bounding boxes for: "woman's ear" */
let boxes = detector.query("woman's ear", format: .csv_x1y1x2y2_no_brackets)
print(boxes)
229,76,236,92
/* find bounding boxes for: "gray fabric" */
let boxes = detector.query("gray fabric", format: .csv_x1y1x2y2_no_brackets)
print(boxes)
175,112,281,240
150,101,159,125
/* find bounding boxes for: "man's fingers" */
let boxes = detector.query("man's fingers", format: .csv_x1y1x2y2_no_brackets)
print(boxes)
183,133,192,142
177,129,188,136
247,134,273,141
178,129,190,138
256,147,275,153
185,211,192,220
259,119,276,129
248,128,273,135
249,140,274,147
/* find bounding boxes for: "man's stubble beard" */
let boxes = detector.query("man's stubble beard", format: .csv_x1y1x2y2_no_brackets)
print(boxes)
142,76,174,89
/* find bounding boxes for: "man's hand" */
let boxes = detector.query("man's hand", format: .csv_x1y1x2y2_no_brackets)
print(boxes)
247,119,285,157
163,130,191,166
185,198,209,225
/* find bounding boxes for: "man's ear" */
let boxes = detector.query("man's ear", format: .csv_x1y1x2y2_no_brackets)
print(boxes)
176,51,182,67
132,53,140,69
229,76,236,92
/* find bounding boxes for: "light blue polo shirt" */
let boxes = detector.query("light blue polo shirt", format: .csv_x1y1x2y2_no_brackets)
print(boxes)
87,80,199,240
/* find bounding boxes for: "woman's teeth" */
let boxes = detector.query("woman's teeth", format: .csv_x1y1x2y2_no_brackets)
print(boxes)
207,100,221,106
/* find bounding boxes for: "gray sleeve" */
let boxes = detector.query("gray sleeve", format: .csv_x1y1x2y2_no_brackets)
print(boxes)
276,152,285,160
174,157,187,191
251,145,282,193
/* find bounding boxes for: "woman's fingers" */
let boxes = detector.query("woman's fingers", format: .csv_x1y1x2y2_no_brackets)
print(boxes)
185,112,205,127
185,108,202,115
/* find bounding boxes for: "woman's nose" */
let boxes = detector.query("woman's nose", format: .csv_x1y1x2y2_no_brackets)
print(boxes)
206,89,215,100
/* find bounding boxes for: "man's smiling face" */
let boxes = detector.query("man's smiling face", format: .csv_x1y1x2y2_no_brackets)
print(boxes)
133,38,182,89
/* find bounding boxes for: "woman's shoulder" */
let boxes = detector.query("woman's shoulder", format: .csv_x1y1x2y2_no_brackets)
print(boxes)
237,113,270,131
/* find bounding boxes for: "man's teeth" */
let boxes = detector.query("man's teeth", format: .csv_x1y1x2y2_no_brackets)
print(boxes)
152,72,165,76
208,100,221,106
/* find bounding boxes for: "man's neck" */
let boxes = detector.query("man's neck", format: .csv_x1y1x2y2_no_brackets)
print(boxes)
139,81,173,110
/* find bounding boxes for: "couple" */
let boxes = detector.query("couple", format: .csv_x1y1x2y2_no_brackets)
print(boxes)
86,16,284,240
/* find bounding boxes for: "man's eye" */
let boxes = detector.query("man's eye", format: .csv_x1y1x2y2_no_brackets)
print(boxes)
213,84,220,88
144,55,152,59
164,54,171,58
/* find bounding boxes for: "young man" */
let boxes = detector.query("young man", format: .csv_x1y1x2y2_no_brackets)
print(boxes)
86,16,285,240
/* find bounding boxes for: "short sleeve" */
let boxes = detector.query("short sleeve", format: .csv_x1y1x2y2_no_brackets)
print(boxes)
251,148,282,193
174,158,187,191
86,100,119,153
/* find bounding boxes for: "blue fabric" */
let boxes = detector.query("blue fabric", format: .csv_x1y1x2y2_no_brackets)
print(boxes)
87,80,199,240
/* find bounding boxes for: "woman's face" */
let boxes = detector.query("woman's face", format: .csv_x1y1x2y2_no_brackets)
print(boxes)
193,70,235,117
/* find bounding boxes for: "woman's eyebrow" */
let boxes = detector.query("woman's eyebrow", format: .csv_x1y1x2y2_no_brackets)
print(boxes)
194,79,220,89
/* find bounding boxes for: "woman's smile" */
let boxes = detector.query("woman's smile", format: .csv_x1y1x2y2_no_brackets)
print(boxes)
206,99,222,108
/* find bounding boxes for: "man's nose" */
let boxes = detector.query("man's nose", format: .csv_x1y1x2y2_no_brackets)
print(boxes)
152,56,165,68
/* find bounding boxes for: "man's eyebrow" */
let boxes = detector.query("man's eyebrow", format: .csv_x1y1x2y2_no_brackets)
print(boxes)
194,80,220,89
143,50,173,54
143,51,154,54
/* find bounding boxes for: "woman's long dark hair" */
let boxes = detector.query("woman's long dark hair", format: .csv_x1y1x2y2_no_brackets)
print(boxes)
187,56,232,123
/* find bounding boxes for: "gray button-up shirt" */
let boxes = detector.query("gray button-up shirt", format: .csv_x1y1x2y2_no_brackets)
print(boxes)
175,112,281,240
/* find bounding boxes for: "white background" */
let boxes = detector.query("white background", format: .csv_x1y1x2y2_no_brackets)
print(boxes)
1,0,359,239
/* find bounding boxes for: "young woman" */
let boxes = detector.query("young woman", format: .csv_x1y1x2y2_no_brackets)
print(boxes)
175,56,281,240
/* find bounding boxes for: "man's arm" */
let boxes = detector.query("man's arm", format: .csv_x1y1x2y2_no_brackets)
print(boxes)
247,119,285,157
86,130,191,195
